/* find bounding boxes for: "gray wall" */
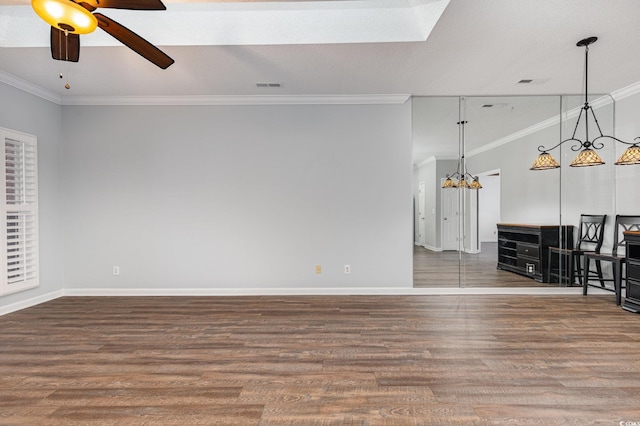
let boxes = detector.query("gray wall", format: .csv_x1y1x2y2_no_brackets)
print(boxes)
0,82,64,312
413,160,435,247
60,103,413,291
614,92,640,216
469,123,561,225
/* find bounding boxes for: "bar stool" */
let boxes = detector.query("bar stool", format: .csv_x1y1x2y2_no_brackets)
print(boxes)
547,214,606,286
584,215,640,305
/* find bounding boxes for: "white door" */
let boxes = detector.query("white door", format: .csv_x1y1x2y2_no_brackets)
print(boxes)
418,182,426,246
442,185,459,250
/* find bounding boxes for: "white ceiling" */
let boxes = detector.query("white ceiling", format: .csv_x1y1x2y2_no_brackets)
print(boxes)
2,0,450,47
1,0,639,164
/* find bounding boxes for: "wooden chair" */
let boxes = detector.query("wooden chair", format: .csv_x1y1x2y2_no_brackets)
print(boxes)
547,214,606,286
583,215,640,306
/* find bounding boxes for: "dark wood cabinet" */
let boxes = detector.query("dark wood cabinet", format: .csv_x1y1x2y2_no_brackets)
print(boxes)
623,231,640,313
497,224,573,283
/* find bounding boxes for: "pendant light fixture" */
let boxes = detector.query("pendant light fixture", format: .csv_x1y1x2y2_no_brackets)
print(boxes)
442,121,482,190
530,37,640,170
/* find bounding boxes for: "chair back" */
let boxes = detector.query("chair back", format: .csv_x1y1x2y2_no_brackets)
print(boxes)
576,214,607,253
612,215,640,256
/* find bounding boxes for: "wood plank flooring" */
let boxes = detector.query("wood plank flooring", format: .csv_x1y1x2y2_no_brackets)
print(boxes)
1,295,640,424
414,243,549,288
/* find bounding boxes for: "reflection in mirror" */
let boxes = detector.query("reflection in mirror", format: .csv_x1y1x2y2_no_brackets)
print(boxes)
553,95,617,293
562,93,640,306
413,89,639,292
462,96,563,287
412,97,462,287
412,95,586,288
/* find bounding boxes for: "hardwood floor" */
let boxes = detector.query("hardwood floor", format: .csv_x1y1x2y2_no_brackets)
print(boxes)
414,242,549,287
1,295,639,424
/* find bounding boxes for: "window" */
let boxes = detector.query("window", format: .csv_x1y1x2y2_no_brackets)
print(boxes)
0,128,39,296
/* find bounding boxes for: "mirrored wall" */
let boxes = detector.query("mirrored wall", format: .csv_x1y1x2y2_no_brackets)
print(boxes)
413,93,634,289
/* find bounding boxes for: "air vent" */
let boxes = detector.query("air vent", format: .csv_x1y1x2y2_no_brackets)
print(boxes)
256,82,282,88
516,79,549,85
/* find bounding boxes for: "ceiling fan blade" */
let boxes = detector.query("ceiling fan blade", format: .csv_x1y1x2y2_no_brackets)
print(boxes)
94,13,174,69
50,27,80,62
77,0,166,10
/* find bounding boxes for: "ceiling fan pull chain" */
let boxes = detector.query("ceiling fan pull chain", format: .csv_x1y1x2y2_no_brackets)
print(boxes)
64,29,68,62
63,29,71,89
58,29,64,81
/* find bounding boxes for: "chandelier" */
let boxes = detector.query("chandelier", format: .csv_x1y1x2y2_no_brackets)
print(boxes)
442,121,482,189
530,37,640,170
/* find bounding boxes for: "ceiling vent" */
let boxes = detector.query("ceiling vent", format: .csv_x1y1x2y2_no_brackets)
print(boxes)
256,82,282,88
516,79,549,84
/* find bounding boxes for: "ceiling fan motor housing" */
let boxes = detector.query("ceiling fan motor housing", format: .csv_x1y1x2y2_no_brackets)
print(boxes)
32,0,174,69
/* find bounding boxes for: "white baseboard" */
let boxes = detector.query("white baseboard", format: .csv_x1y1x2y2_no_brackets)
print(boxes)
417,244,479,254
0,290,64,316
62,287,414,297
416,243,442,252
61,286,604,297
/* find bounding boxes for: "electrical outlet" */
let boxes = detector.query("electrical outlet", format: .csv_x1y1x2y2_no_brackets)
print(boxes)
113,266,120,276
526,263,535,274
344,265,351,274
315,264,322,274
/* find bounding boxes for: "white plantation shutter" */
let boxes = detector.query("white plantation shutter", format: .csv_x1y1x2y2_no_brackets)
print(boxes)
0,129,39,296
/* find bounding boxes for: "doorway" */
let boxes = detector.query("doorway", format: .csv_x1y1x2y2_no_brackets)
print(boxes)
417,181,426,246
441,182,458,251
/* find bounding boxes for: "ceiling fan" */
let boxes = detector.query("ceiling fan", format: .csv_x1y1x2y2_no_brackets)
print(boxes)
31,0,174,69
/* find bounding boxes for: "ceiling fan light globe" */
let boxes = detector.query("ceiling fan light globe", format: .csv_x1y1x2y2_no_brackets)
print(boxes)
72,10,93,29
32,0,98,34
44,1,63,18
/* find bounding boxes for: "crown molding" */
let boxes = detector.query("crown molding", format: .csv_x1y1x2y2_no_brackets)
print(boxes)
611,80,640,102
0,70,60,104
54,81,640,107
465,86,640,158
60,94,411,106
415,154,458,168
415,155,436,168
466,114,561,158
435,154,458,161
1,70,410,106
52,81,640,107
